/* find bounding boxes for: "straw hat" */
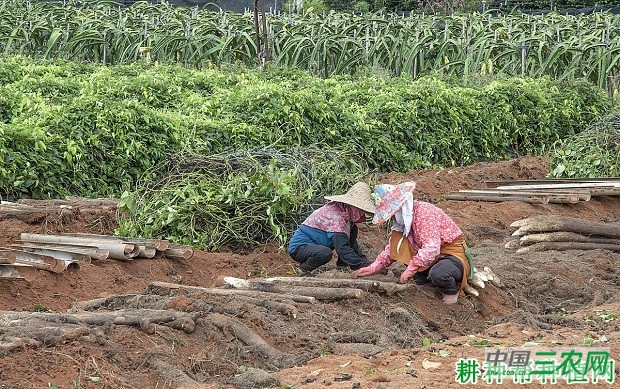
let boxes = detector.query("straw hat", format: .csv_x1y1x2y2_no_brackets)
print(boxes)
372,181,417,224
324,182,375,214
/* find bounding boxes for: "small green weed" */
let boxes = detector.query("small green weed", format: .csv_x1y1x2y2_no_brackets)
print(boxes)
33,304,50,312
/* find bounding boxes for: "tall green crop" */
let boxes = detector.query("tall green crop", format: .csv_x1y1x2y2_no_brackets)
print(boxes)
1,1,620,90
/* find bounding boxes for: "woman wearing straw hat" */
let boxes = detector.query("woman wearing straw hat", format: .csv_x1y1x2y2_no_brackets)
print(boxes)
352,182,473,304
287,182,375,276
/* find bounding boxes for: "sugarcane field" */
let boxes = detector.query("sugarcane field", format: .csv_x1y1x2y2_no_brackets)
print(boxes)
2,0,620,388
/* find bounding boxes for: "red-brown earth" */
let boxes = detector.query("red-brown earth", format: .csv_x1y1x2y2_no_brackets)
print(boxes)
1,156,618,388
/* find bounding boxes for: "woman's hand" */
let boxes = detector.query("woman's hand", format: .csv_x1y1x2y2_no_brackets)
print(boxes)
399,267,417,284
351,261,384,278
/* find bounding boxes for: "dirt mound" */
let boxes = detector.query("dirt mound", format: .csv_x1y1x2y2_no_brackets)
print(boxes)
1,156,619,388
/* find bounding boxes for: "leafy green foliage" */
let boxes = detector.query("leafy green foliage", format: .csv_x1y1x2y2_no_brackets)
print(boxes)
549,113,620,178
117,148,370,250
0,56,612,200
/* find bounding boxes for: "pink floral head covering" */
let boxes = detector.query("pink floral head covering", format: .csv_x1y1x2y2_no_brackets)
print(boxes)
372,182,417,225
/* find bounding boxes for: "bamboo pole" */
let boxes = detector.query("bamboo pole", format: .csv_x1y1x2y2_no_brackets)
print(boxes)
0,264,38,282
444,193,549,204
502,188,593,201
20,233,138,260
457,189,586,196
61,233,169,251
138,246,157,258
14,243,108,260
15,247,88,264
485,178,620,188
496,183,620,190
546,196,581,204
163,244,194,260
455,190,587,202
0,249,16,264
15,251,68,273
489,186,620,197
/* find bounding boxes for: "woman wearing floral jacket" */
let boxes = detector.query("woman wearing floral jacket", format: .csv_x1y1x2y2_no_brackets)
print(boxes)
352,181,472,304
288,182,375,275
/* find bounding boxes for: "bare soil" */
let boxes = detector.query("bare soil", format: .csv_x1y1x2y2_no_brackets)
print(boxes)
1,156,619,389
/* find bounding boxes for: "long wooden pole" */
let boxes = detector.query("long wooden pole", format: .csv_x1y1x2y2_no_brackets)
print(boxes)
253,0,261,66
444,194,549,204
455,189,590,202
260,0,269,61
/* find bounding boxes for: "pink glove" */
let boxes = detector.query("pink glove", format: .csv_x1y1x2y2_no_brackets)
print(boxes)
351,261,384,278
399,267,417,284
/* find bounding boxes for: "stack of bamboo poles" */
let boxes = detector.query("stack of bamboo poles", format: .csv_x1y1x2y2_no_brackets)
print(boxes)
0,249,39,281
444,178,620,204
506,216,620,253
1,233,194,281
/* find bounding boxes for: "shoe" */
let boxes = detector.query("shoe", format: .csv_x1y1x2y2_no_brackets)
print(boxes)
415,281,435,289
442,293,459,304
297,267,313,277
336,258,348,270
413,274,430,286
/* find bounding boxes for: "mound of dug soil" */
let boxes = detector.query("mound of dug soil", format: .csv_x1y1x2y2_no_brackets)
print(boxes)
1,156,619,389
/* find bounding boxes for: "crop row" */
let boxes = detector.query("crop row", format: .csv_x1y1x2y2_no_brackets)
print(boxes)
1,1,619,89
0,56,612,200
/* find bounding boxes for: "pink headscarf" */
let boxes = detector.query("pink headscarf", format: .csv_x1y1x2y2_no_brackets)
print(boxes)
303,202,365,236
372,182,417,228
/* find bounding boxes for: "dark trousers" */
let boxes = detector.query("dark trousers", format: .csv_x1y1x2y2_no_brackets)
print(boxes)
413,255,463,294
335,224,365,268
290,225,365,271
290,244,333,271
